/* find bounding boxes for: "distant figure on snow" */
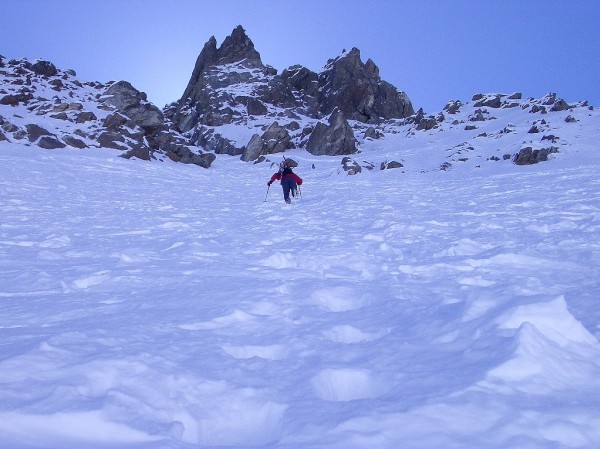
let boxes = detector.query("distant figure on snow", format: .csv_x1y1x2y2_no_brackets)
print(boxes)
268,159,303,204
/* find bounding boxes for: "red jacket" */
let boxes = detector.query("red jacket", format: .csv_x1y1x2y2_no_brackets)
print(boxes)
269,170,302,185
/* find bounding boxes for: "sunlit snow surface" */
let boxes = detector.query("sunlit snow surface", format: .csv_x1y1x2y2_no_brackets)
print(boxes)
1,113,600,448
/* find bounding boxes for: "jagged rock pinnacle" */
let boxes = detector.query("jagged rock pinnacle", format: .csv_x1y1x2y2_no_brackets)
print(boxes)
177,25,263,115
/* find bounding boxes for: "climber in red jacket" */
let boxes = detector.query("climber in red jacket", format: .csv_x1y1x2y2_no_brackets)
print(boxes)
268,160,303,204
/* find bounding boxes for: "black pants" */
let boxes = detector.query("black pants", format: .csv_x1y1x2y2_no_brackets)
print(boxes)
281,177,297,202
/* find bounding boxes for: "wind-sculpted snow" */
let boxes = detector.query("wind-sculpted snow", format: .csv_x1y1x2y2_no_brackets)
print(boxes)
1,142,600,448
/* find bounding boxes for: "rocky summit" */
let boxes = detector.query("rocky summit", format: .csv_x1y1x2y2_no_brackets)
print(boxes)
169,25,415,160
0,26,596,172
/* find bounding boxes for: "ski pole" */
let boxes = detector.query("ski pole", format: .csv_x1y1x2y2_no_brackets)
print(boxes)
298,185,303,202
264,184,270,202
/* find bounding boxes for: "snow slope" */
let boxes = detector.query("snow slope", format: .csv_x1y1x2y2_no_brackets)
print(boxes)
1,102,600,448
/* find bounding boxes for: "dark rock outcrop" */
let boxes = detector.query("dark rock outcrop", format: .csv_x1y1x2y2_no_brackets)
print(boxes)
102,81,164,136
416,116,438,131
306,108,357,156
31,60,58,77
241,122,293,161
341,157,362,175
513,147,558,165
179,25,262,106
1,92,34,106
364,126,383,139
174,26,272,132
444,100,462,114
317,48,414,122
474,94,502,109
380,160,404,170
37,136,66,149
194,127,242,156
97,131,128,150
63,135,88,149
247,98,268,116
171,25,415,154
25,124,53,142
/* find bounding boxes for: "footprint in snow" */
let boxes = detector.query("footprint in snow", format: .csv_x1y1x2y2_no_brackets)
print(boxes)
220,344,288,361
311,368,391,401
323,325,389,344
310,286,368,312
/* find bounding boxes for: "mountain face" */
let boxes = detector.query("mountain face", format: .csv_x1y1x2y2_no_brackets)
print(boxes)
0,55,215,167
0,26,596,172
169,26,414,159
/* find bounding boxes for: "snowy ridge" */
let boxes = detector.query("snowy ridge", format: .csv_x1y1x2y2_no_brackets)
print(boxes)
0,58,114,147
1,114,600,447
2,53,596,175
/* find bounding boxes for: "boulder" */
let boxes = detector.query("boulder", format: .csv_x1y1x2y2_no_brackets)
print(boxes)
25,124,54,142
416,116,438,131
565,115,577,123
306,108,357,156
364,126,383,139
469,110,487,122
1,93,34,106
541,93,557,105
31,60,58,77
243,134,263,162
75,111,97,124
1,121,18,133
247,98,268,115
37,136,66,149
341,157,361,175
121,147,151,161
63,135,88,149
474,94,502,108
53,103,69,112
49,112,69,121
103,81,164,135
97,131,128,150
551,99,570,112
103,112,129,129
380,160,404,170
174,147,216,168
241,121,293,161
444,100,462,114
13,130,27,140
49,79,64,91
530,104,547,114
513,147,550,165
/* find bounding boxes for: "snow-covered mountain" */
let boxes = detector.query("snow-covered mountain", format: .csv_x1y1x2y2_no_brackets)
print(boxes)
2,25,595,174
1,25,600,449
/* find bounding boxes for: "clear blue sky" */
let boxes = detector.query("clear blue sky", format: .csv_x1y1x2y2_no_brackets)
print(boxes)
2,0,599,112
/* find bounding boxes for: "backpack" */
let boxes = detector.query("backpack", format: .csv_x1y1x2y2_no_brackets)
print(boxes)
278,160,286,174
279,158,297,174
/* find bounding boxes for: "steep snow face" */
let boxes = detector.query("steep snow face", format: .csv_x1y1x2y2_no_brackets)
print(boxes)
0,113,600,448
